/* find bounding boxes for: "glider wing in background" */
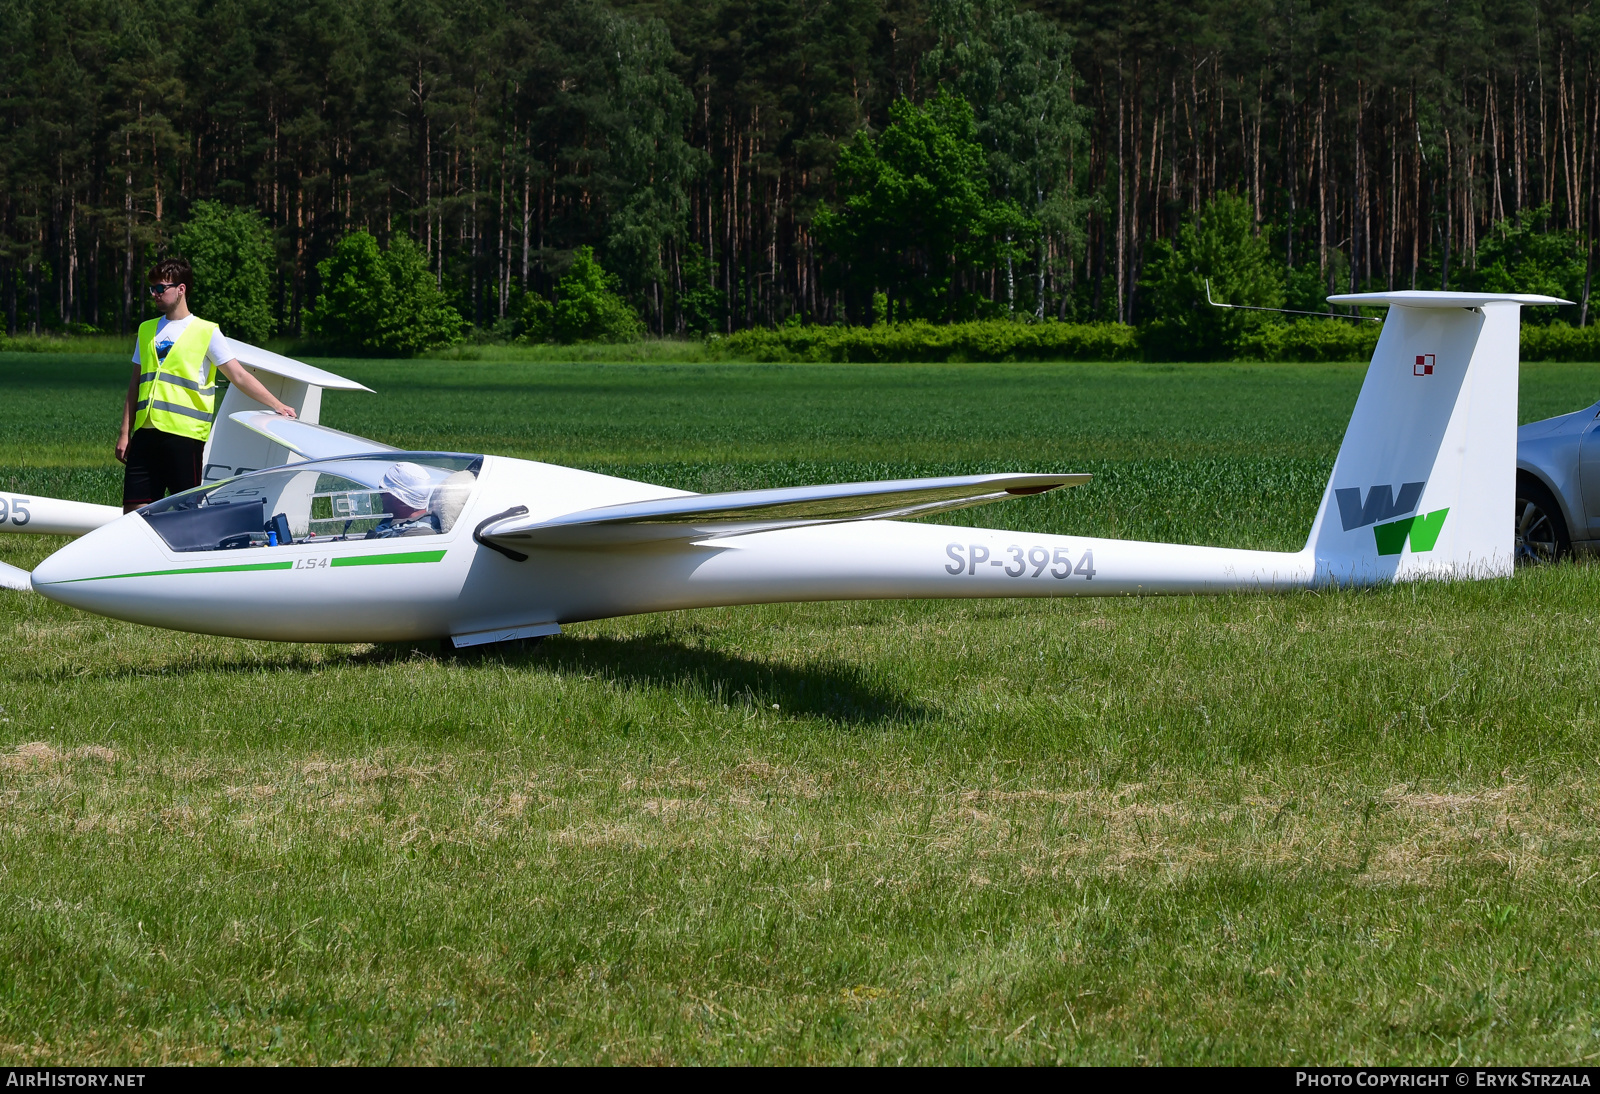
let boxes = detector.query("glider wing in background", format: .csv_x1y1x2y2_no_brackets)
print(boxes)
202,344,374,481
229,412,398,461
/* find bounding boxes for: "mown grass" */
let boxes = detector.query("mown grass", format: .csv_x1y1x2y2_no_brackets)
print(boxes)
2,354,1600,1064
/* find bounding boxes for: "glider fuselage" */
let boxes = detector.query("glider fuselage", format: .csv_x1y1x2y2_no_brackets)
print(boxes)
12,291,1572,645
30,452,1311,645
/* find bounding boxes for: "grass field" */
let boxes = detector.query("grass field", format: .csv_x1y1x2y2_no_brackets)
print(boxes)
3,354,1600,1064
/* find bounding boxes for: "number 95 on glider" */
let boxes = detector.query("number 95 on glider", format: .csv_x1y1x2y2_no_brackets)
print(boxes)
0,290,1570,650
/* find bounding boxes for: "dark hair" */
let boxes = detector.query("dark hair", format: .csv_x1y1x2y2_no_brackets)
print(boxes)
147,257,192,290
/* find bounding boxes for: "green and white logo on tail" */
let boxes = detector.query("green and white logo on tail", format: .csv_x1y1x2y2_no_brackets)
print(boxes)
1333,481,1448,555
1373,508,1448,555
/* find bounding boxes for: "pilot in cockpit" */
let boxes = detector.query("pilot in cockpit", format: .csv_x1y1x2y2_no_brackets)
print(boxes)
365,462,442,538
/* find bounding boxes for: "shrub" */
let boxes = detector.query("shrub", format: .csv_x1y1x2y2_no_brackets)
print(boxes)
1242,316,1600,364
701,313,1600,365
518,287,563,339
1250,316,1600,363
1234,318,1381,362
521,247,642,344
175,201,276,344
711,319,1139,362
306,231,463,356
1520,321,1600,361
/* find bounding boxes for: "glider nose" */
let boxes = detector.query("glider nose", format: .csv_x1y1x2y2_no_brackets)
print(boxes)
30,527,99,589
31,511,161,611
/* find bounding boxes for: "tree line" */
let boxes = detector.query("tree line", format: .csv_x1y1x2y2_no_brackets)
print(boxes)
3,0,1597,342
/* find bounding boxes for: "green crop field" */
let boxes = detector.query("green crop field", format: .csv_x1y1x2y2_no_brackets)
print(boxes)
4,354,1600,1065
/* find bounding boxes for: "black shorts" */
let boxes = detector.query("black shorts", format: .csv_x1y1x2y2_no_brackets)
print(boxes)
122,428,205,512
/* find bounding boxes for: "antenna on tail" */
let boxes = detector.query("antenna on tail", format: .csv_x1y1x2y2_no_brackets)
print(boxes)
1204,279,1383,323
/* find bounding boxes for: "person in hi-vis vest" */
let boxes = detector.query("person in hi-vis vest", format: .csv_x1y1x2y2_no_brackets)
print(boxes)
116,258,297,512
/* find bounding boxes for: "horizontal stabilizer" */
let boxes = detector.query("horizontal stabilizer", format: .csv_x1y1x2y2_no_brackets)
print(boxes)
481,472,1088,548
230,412,398,462
0,560,32,591
0,491,122,537
1327,290,1573,309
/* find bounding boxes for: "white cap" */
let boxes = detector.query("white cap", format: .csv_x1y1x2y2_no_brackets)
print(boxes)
381,462,435,510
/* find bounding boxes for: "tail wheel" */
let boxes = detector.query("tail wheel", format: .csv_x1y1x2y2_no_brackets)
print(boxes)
1514,476,1571,566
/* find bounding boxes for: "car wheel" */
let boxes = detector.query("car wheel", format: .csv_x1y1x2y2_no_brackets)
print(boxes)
1514,475,1571,566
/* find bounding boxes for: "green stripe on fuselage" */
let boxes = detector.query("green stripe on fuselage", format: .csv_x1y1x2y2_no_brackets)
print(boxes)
46,548,447,584
49,561,294,583
331,550,447,567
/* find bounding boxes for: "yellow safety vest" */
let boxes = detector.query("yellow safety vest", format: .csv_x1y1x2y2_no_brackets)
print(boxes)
134,317,220,441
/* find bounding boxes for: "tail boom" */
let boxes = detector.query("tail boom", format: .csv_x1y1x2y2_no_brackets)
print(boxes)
523,521,1317,623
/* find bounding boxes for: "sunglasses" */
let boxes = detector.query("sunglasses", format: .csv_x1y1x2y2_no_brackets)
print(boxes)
147,282,181,295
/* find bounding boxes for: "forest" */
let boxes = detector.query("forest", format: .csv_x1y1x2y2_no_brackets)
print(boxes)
3,0,1599,342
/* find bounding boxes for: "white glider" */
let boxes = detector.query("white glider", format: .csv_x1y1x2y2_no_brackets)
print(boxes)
0,292,1567,647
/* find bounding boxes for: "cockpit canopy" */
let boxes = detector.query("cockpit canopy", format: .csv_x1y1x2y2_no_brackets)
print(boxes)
141,453,482,552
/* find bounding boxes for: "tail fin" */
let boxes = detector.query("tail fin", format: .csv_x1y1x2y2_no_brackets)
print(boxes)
1308,291,1569,583
201,342,374,483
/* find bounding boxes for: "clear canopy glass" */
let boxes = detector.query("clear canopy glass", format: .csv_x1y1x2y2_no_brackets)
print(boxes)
141,453,482,552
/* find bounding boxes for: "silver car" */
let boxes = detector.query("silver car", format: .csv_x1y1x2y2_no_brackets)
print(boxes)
1517,402,1600,563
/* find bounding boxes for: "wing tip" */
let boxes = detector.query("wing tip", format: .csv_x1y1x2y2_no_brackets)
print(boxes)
1004,474,1091,496
229,340,376,392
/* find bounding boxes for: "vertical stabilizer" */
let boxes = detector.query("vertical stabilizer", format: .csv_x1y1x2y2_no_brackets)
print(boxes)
201,342,373,482
1307,291,1568,583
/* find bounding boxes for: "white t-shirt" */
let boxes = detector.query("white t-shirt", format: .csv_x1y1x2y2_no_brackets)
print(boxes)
131,315,235,379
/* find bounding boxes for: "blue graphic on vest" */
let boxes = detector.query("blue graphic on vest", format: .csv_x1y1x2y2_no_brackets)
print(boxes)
1335,481,1426,531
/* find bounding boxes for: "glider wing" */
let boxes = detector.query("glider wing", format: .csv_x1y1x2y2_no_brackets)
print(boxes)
0,492,122,537
229,412,399,461
202,347,374,482
0,560,32,591
479,472,1089,549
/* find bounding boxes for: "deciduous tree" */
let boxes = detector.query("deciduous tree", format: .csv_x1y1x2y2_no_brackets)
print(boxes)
175,202,276,344
306,231,463,356
815,92,1034,322
1140,193,1283,360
